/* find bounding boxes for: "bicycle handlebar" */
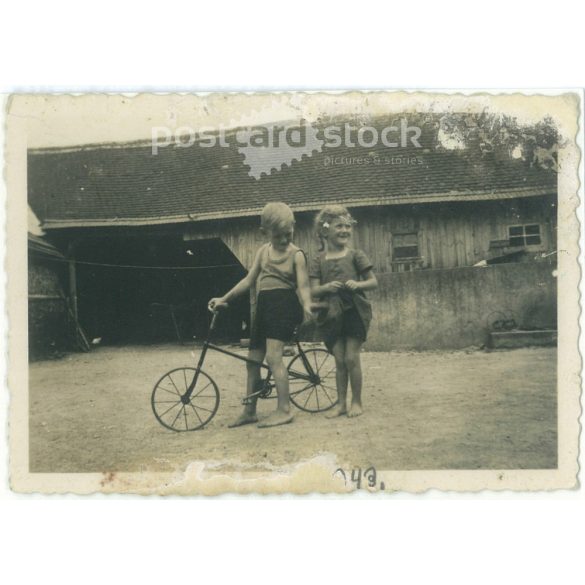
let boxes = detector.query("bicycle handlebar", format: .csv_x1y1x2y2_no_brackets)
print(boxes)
208,301,229,332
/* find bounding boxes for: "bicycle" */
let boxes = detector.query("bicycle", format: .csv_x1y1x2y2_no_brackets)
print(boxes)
151,307,338,432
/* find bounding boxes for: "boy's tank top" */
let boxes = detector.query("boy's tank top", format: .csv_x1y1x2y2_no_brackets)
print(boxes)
257,243,300,291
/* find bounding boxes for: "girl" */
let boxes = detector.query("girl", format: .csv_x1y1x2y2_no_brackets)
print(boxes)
310,205,378,418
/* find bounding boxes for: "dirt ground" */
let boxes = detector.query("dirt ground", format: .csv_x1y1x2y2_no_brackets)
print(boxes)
28,343,557,473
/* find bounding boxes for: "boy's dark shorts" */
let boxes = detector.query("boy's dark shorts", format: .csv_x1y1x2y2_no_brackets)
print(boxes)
250,289,303,350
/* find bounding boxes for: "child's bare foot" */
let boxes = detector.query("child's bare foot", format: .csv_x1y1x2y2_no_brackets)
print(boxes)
257,410,294,428
347,403,363,418
325,405,347,418
228,412,258,428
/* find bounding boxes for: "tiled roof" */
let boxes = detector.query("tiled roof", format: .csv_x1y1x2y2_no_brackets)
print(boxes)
28,116,557,228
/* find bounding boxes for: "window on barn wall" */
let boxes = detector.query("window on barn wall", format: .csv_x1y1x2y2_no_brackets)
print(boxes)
391,231,423,272
508,224,542,247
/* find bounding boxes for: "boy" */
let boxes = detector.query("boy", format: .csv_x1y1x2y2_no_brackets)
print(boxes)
208,202,312,428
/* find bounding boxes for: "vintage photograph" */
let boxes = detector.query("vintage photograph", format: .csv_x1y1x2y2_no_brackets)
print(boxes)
7,91,581,494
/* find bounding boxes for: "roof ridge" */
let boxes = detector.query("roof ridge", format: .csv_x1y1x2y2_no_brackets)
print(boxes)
27,113,445,154
27,117,311,154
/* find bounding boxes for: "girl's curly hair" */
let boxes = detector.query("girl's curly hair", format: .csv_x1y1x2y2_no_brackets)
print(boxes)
314,205,356,250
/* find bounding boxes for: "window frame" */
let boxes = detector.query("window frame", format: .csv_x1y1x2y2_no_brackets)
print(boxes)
506,223,543,248
391,230,421,261
391,230,423,271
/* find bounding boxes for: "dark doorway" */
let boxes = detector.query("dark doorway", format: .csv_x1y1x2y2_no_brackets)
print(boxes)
74,233,248,345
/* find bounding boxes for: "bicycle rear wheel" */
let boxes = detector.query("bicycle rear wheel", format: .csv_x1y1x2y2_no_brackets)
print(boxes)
151,367,220,431
288,348,338,413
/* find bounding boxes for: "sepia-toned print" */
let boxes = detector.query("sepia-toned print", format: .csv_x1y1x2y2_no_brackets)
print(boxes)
6,91,581,494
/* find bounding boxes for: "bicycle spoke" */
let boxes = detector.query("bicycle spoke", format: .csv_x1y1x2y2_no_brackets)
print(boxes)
290,382,314,396
159,385,182,397
168,375,182,397
187,401,204,425
172,403,186,427
320,364,336,381
316,354,330,374
188,402,215,414
183,403,189,430
319,380,337,392
159,400,182,418
192,381,212,398
303,386,316,408
290,374,311,385
318,384,335,405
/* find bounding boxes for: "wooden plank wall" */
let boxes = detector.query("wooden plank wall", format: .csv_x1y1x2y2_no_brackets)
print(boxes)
183,195,556,273
183,214,320,269
350,195,556,272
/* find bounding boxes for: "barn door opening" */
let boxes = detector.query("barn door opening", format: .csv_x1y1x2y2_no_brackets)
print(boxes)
180,238,249,342
75,234,248,345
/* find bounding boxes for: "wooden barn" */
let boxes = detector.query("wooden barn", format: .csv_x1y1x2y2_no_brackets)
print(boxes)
27,114,558,350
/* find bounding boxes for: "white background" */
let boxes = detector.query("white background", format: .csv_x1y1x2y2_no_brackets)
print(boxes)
1,2,584,584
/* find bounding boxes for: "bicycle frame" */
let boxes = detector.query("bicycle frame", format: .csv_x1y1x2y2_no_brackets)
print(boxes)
183,312,317,401
151,309,337,432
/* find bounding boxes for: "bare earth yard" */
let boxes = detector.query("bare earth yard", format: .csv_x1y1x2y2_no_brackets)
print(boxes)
29,344,557,473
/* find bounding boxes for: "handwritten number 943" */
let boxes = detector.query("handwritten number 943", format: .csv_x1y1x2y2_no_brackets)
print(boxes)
333,467,385,490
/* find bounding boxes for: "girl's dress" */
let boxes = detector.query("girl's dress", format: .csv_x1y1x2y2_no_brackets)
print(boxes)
250,243,304,349
309,249,373,351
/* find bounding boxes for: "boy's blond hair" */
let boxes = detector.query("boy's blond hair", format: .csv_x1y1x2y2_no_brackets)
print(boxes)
261,202,295,232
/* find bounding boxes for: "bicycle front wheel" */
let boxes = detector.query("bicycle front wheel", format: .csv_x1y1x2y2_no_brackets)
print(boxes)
288,348,338,413
151,367,220,432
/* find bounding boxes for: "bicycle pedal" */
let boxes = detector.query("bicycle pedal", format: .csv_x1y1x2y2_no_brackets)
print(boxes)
242,389,264,404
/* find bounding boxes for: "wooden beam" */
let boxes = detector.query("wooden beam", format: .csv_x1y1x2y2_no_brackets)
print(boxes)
67,242,78,321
